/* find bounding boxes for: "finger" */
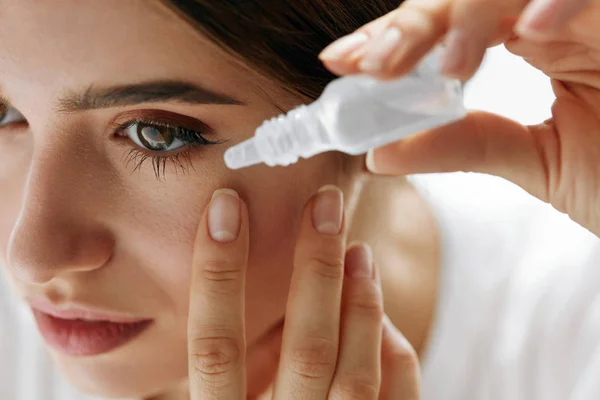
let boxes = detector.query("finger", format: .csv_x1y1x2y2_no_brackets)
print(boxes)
328,244,383,400
318,31,371,76
273,185,346,399
357,0,451,79
321,0,525,80
504,38,584,77
489,17,521,47
379,316,420,400
441,0,527,80
320,0,449,78
365,111,553,202
321,18,516,78
188,189,249,400
319,11,396,76
516,0,592,40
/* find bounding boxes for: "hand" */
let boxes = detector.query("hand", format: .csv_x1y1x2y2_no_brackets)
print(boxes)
319,0,600,237
187,187,420,399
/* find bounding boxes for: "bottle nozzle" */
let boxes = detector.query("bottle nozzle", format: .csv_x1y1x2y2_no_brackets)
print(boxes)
224,138,262,170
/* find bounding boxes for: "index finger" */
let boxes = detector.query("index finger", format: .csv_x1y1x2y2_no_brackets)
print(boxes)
188,189,249,400
517,0,593,40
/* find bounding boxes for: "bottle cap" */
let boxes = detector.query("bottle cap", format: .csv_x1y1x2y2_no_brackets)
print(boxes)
224,138,262,170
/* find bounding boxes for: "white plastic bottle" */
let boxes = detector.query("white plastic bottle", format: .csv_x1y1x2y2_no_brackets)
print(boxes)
224,48,466,170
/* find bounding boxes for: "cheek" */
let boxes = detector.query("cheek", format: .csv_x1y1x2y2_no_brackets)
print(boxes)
232,157,342,339
244,196,299,340
120,172,303,305
126,155,335,339
0,133,31,267
111,175,299,348
114,183,204,319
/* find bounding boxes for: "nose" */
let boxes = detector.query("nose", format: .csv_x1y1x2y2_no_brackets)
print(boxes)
7,145,114,284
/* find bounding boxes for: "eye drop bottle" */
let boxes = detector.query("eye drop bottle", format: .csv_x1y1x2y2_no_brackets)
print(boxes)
224,48,466,170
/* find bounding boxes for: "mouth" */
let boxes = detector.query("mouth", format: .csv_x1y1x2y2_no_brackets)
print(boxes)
28,299,153,357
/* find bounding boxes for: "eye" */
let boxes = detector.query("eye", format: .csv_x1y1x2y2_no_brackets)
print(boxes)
113,113,223,179
0,104,26,127
125,122,186,152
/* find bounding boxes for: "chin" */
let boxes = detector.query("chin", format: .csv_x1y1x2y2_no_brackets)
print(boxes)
49,330,189,399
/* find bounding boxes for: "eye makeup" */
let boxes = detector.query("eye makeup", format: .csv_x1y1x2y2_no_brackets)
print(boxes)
111,109,224,179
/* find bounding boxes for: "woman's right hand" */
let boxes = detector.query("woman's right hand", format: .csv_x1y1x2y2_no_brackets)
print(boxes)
185,186,420,399
319,0,600,237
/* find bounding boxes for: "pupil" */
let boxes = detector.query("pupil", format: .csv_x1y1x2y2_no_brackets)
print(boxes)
137,124,175,151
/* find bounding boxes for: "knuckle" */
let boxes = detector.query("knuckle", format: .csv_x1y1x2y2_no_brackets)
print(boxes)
288,336,338,380
350,298,384,321
386,344,419,370
459,0,491,8
392,5,440,35
345,285,384,320
330,374,380,400
189,335,242,384
199,259,243,295
305,251,345,280
453,0,497,28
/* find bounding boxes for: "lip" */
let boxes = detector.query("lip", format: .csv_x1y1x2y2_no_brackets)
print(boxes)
27,298,153,357
27,297,147,323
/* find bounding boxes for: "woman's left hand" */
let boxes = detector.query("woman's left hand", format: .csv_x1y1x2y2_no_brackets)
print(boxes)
186,187,420,399
319,0,600,237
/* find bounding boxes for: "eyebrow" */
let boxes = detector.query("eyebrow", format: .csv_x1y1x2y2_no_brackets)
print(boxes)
56,80,244,113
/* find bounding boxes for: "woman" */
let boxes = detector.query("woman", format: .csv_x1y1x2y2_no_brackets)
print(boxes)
0,0,598,399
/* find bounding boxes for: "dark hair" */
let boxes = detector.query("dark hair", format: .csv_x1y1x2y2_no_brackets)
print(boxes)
164,0,400,100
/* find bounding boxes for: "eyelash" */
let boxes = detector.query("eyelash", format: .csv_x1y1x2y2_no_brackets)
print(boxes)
115,118,223,180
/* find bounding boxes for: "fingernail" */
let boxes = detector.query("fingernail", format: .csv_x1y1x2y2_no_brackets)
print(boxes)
359,27,402,72
345,243,373,279
441,29,468,78
516,0,555,36
366,149,379,174
312,185,343,235
319,32,370,62
208,189,241,243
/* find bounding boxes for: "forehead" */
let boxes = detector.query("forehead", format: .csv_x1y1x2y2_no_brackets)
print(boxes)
0,0,255,105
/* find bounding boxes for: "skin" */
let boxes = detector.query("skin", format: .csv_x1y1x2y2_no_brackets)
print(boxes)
0,1,438,399
187,188,423,399
321,0,600,236
189,0,600,397
7,0,589,398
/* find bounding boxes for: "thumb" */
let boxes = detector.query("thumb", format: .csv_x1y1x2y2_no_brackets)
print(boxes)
516,0,592,40
367,110,553,201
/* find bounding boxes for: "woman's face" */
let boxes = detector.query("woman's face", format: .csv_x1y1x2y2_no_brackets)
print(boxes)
0,1,347,397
